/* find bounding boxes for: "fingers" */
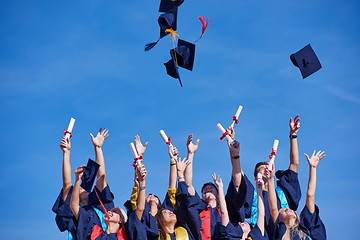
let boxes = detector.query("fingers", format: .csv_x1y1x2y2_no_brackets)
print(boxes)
304,153,310,161
195,139,200,146
90,133,94,139
144,142,149,147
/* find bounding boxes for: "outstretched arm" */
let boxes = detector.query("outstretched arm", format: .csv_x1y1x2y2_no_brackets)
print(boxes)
304,150,325,213
135,135,148,157
168,145,179,189
226,126,242,191
60,137,72,200
289,115,300,172
255,177,265,236
136,166,147,220
265,164,279,223
70,165,84,220
90,128,109,191
185,134,199,196
212,173,229,226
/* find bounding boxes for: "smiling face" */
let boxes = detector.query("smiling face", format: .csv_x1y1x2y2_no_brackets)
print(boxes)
105,207,125,226
201,183,218,201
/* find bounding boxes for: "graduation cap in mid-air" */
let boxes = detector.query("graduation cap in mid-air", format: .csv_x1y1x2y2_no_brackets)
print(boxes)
159,0,184,12
290,44,322,79
164,54,182,87
80,159,100,192
170,39,196,71
145,8,178,51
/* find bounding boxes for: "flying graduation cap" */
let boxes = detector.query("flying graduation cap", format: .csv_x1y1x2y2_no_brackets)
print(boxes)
290,44,322,79
164,55,182,87
80,159,100,192
145,8,178,51
159,0,184,12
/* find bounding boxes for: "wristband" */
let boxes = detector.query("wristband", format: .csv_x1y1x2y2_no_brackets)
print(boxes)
139,186,146,190
289,134,297,139
233,155,240,159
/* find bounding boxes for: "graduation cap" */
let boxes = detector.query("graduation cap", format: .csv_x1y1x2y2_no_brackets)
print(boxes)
290,44,322,79
170,39,195,71
164,55,183,87
159,0,184,12
81,159,100,192
145,8,178,51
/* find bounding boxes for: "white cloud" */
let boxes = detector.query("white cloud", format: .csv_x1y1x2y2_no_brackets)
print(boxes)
326,85,360,104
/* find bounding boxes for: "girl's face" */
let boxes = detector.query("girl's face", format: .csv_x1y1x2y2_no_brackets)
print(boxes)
161,209,177,224
146,194,160,206
79,187,89,205
105,207,123,224
239,222,251,234
279,208,297,223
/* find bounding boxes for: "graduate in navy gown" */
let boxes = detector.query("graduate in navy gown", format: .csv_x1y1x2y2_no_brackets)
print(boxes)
176,134,223,240
214,172,268,240
69,128,128,240
267,150,327,240
156,157,195,240
52,136,77,239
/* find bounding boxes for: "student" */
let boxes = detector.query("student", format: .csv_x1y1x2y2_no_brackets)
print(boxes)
215,173,268,240
156,157,195,240
69,128,124,240
178,134,222,240
267,150,327,240
52,137,77,239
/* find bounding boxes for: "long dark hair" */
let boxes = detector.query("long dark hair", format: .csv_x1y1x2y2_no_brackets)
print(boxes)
155,208,173,240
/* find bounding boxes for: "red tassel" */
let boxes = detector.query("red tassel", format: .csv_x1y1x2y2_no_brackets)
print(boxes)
94,187,110,219
194,16,209,43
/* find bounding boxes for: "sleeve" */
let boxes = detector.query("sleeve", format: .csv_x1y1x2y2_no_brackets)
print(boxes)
276,169,301,211
88,185,115,211
225,174,255,223
161,188,178,212
126,210,158,240
273,216,287,240
250,224,269,240
300,205,327,240
124,187,138,215
223,222,244,239
52,187,76,232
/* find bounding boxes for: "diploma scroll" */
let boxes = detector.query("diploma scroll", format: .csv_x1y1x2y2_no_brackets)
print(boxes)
216,123,233,142
64,118,75,139
268,139,279,170
230,105,243,128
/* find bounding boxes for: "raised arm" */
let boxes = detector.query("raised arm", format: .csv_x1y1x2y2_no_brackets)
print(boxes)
90,128,109,191
289,115,300,172
135,135,148,157
265,164,279,223
135,165,147,220
60,137,72,200
226,126,242,191
176,157,190,184
212,173,229,226
70,165,84,220
255,177,265,236
185,134,199,196
168,145,179,189
304,150,325,213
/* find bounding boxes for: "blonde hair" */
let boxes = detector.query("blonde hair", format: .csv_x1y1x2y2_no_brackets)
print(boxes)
281,215,308,240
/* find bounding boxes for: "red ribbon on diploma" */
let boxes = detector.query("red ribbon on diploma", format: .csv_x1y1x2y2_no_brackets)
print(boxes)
268,148,277,159
166,137,172,145
219,131,229,141
132,156,143,168
233,116,239,124
63,129,72,138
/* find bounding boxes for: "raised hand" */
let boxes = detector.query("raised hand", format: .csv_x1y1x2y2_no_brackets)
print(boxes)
212,173,223,189
136,165,147,183
289,115,301,135
176,157,189,176
75,165,85,181
168,145,179,160
187,134,200,154
304,150,326,168
90,128,109,148
228,139,240,156
227,126,235,141
135,135,148,156
60,137,71,153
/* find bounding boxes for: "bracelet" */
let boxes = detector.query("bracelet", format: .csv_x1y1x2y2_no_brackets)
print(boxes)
170,162,176,166
289,134,297,139
139,186,146,190
177,176,185,180
233,155,240,159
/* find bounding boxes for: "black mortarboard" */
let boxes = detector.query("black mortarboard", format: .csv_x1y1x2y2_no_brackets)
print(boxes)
170,39,195,71
290,44,322,79
81,159,100,192
158,8,178,38
158,0,184,12
164,56,183,87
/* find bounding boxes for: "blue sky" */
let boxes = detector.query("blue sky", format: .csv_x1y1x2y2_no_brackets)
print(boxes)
0,0,359,239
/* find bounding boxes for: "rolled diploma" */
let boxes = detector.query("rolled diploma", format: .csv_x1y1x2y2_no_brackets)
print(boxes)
65,118,75,139
216,123,233,142
256,172,262,180
159,130,172,146
231,105,243,128
129,142,145,175
268,139,279,169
